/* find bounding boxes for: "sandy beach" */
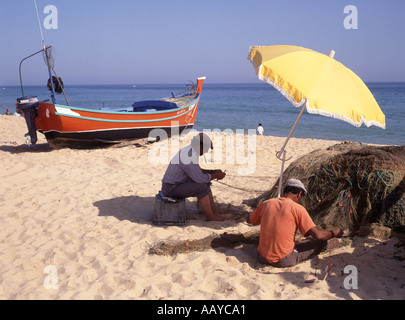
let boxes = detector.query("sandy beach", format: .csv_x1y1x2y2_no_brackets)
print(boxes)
0,114,404,300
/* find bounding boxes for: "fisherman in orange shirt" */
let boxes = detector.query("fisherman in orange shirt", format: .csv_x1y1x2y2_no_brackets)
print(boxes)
247,179,343,268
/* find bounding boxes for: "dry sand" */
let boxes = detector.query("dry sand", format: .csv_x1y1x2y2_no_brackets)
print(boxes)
0,114,404,300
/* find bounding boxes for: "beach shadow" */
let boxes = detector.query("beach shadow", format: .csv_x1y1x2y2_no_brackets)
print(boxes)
216,243,261,269
211,234,405,300
305,236,405,300
258,236,405,300
94,196,155,224
94,196,246,228
0,143,52,154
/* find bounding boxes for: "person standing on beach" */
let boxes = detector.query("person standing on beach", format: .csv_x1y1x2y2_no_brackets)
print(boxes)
257,123,264,136
246,179,343,267
161,133,228,222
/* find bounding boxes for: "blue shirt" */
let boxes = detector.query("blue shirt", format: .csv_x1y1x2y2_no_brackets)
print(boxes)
162,145,211,185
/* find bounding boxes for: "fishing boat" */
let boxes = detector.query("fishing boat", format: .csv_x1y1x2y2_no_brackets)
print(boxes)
17,68,206,148
17,46,205,148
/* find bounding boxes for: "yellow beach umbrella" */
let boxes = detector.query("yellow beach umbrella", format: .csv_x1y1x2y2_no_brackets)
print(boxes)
247,45,386,196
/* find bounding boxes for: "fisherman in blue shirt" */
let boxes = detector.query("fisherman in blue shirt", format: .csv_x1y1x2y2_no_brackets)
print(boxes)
161,133,228,221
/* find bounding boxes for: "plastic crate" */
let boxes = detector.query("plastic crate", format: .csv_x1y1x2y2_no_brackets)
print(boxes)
153,192,186,226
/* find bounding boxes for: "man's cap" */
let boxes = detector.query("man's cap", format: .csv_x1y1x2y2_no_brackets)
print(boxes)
191,133,213,153
286,179,307,194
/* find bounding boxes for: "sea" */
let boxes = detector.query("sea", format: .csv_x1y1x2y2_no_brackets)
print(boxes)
0,82,403,146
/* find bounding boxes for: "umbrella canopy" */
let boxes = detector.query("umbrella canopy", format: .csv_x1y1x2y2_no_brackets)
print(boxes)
248,45,386,197
248,45,386,129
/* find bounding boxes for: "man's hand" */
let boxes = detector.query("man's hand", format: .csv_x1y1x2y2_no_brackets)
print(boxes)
210,170,226,181
306,227,344,240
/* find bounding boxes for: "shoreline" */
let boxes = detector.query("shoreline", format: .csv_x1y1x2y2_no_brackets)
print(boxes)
0,114,387,147
2,82,404,147
0,115,404,300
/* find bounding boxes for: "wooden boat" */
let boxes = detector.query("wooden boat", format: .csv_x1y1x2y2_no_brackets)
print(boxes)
18,77,205,148
17,48,205,148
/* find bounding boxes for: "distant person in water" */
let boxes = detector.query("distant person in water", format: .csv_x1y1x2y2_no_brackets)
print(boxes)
5,108,12,115
257,123,264,136
161,133,229,221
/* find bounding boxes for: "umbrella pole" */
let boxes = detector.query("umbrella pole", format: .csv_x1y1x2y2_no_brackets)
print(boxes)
277,150,287,198
276,98,308,197
277,99,308,158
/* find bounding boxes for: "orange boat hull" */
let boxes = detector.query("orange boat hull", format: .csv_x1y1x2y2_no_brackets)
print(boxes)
33,77,205,147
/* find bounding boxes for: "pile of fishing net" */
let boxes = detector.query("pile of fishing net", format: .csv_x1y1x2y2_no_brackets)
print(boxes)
248,143,405,232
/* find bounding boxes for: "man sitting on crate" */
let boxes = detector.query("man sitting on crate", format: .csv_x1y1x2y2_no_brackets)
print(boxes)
161,133,228,221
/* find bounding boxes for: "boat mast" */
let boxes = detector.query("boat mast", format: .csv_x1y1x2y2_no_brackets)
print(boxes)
34,0,56,104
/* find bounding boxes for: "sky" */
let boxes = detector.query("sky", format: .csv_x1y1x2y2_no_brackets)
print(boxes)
0,0,404,85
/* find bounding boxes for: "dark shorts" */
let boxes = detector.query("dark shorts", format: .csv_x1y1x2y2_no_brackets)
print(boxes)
162,182,212,201
258,238,327,268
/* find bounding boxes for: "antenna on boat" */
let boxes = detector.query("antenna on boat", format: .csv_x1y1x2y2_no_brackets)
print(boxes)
33,0,57,103
31,0,70,105
34,0,46,49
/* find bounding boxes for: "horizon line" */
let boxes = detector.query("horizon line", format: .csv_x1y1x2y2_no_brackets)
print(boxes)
2,81,405,87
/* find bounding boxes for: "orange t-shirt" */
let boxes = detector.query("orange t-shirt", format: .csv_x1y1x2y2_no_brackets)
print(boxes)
249,197,316,263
